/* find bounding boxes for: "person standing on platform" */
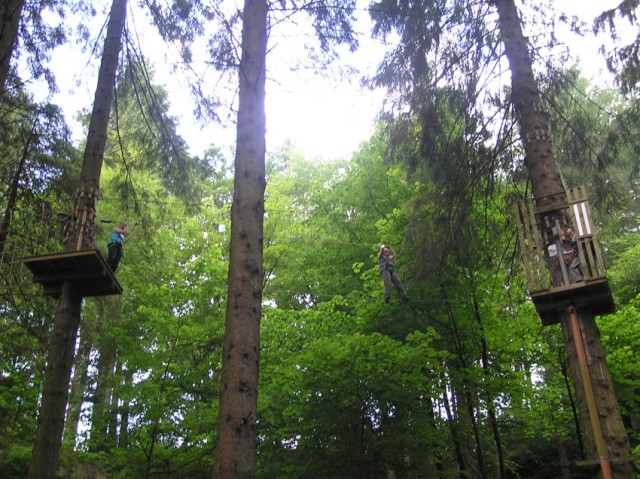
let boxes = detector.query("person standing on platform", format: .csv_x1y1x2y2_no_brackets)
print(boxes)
563,226,583,283
107,222,128,273
547,242,563,287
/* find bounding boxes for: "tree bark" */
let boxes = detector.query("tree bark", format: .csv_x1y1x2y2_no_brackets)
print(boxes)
441,378,467,479
557,439,572,479
64,0,127,252
560,310,636,478
28,281,82,479
89,341,117,452
0,0,24,93
213,1,267,478
63,327,91,448
28,1,127,477
118,365,132,448
493,0,564,207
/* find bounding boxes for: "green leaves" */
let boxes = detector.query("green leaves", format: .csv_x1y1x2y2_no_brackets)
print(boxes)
259,305,445,478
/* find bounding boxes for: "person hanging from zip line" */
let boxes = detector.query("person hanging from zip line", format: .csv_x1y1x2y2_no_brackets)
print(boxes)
107,221,128,273
377,244,410,303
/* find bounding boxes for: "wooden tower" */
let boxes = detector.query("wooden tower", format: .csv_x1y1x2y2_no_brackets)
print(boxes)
515,186,639,479
514,185,614,325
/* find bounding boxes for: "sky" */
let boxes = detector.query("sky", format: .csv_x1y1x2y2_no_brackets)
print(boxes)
46,1,388,161
128,1,389,160
43,0,631,162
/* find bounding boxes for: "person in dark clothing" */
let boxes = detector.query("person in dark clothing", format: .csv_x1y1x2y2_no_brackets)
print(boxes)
107,222,128,273
563,226,583,283
377,244,410,303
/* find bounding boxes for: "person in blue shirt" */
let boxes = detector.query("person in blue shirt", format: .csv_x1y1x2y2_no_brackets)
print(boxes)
107,222,128,273
378,244,410,303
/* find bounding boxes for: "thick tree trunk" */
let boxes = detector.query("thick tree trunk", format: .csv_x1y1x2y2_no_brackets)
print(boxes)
213,1,267,478
557,439,572,479
64,0,127,252
560,310,636,477
494,1,635,477
493,0,564,207
0,0,24,92
28,281,82,479
28,1,127,477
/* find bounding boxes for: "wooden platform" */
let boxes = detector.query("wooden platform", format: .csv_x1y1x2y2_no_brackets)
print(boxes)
531,278,615,326
23,249,122,298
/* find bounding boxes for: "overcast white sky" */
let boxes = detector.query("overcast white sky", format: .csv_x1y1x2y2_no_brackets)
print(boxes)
44,0,630,161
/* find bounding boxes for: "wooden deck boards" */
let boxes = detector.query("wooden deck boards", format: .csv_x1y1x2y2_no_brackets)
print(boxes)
530,278,615,325
23,249,122,298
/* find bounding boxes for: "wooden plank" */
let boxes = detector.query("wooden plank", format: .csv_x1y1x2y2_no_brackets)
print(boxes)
515,202,534,287
516,198,554,292
531,277,615,325
529,200,548,291
581,200,606,276
580,238,596,280
23,249,122,297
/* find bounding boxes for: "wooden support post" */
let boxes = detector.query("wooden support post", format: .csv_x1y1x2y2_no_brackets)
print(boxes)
567,305,612,479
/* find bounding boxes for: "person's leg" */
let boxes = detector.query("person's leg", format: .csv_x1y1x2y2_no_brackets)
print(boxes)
390,269,409,302
569,257,583,282
107,243,117,269
110,245,123,272
381,270,392,303
549,256,563,287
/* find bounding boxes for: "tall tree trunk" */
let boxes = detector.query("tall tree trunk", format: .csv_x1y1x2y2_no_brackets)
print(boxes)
446,302,486,479
441,377,467,479
28,281,82,479
494,1,635,477
63,327,92,449
473,298,505,479
213,0,267,478
0,0,24,93
28,1,127,477
88,341,117,452
559,349,585,455
560,311,635,477
464,390,487,479
493,0,564,207
63,0,128,253
118,365,132,448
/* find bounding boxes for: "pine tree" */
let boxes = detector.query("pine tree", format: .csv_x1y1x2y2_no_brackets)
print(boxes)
28,1,128,477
